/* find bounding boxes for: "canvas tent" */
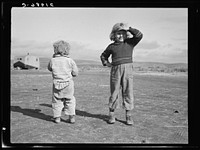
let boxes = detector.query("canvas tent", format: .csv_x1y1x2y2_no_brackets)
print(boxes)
13,54,40,70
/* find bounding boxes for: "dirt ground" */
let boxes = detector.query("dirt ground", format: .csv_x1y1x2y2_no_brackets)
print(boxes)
10,70,188,144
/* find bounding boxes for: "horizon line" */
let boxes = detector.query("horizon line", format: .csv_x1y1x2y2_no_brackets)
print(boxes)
10,56,187,65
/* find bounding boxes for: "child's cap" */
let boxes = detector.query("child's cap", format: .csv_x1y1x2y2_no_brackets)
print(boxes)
109,23,129,41
53,40,70,55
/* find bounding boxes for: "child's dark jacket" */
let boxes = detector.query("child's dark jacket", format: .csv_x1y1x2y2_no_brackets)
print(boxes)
100,27,143,66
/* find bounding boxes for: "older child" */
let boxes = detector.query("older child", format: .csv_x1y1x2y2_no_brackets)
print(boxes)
48,40,78,124
100,23,143,125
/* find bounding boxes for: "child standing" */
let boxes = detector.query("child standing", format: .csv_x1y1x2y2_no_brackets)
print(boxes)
48,40,78,124
100,23,143,125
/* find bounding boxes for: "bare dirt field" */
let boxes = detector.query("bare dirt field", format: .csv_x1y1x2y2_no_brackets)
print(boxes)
10,69,188,144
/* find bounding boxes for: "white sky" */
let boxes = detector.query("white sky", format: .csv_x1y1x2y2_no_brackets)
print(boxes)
11,8,188,63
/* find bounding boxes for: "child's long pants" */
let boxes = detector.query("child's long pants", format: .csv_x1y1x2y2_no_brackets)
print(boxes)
109,63,134,110
52,80,76,118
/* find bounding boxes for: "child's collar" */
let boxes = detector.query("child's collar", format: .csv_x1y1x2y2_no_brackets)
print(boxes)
53,54,70,58
114,41,124,44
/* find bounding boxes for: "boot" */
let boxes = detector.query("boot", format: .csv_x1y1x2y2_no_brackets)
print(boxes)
69,115,75,124
108,108,115,124
126,110,133,125
54,117,61,123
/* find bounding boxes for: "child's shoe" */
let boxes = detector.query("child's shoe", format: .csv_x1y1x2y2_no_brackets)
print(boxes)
108,109,115,124
126,110,133,125
54,117,61,123
69,115,75,124
126,115,133,125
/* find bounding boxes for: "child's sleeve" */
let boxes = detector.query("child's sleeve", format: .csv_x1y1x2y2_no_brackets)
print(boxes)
47,60,52,72
70,59,78,77
127,27,143,46
100,46,112,66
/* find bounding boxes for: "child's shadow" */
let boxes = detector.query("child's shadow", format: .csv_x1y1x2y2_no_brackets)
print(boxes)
11,105,52,122
40,103,109,123
75,110,109,122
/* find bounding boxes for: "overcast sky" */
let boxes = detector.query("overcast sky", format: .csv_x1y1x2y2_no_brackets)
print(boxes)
11,8,188,63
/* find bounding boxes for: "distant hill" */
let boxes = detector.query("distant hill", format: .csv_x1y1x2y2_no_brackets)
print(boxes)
11,57,188,73
133,62,187,73
132,61,187,72
38,58,103,69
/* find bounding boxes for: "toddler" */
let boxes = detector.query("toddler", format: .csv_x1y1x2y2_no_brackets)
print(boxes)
48,40,78,123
